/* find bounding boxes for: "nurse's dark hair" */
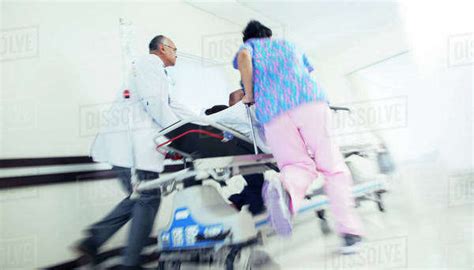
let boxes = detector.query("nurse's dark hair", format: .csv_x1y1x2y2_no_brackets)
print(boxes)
242,20,272,42
149,35,166,51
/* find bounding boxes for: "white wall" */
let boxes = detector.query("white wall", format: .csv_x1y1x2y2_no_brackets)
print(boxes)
312,1,473,172
313,22,409,103
1,1,240,159
167,58,234,115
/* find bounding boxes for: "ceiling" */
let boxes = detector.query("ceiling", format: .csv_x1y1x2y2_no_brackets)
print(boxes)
186,0,404,62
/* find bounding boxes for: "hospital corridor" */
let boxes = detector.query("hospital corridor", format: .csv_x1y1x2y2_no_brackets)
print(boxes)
0,1,472,270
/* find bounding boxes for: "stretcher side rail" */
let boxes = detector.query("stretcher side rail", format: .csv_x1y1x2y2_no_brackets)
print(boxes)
139,116,388,194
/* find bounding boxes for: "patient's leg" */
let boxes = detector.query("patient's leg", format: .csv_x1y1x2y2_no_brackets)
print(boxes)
229,173,265,215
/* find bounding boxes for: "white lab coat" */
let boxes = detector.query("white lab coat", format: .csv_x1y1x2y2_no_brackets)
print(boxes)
90,54,194,172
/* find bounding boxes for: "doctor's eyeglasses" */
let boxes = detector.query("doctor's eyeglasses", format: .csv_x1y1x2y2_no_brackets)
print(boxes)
161,43,177,53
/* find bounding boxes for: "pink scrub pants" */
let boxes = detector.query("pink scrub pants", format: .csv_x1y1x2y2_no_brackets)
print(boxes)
264,101,363,236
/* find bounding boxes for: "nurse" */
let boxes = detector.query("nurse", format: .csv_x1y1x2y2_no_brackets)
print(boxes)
233,20,364,254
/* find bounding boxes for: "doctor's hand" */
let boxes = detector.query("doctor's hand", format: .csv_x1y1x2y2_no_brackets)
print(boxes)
242,94,255,105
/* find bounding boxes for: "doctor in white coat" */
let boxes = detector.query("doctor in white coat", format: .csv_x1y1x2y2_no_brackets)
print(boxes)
76,35,190,269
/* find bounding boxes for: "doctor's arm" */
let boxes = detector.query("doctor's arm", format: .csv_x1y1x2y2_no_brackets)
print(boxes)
133,60,179,127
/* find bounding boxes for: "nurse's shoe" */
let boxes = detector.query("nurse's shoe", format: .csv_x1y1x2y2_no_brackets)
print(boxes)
262,178,293,236
339,234,362,255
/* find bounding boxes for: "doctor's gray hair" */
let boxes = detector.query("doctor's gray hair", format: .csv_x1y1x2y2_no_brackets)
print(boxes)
149,35,166,51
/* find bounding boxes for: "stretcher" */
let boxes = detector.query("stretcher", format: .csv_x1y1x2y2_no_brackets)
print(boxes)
134,105,394,270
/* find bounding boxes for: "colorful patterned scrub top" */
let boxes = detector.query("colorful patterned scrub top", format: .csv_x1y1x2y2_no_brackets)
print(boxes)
233,38,327,124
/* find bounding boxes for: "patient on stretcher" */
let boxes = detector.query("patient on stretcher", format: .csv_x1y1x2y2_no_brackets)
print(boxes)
161,89,268,215
207,90,273,215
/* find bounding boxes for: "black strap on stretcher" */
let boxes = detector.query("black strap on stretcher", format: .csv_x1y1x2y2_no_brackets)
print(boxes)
162,123,264,159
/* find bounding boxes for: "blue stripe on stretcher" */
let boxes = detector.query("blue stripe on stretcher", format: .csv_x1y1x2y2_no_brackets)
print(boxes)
255,181,383,228
159,207,226,250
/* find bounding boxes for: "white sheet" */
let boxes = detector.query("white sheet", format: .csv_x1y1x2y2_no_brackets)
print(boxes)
206,101,271,153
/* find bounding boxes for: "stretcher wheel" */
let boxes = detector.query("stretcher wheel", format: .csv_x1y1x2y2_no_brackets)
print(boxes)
375,192,385,212
355,198,361,208
315,209,331,235
225,246,252,270
320,220,331,235
157,260,181,270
